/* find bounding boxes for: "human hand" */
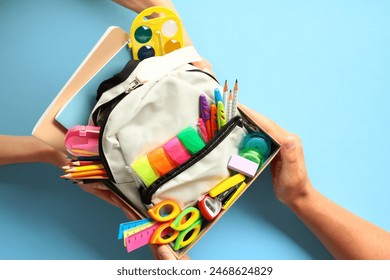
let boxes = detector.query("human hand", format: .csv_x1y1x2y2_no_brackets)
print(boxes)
239,104,313,207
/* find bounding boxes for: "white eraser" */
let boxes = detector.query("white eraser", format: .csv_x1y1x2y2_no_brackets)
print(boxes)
228,154,259,178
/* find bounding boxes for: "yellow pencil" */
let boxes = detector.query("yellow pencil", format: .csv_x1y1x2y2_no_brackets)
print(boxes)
70,149,99,156
65,164,105,173
61,169,107,179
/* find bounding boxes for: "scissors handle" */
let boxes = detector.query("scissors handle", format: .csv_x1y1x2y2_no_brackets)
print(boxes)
148,199,181,222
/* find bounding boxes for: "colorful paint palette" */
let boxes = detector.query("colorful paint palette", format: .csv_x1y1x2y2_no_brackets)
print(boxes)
129,6,185,60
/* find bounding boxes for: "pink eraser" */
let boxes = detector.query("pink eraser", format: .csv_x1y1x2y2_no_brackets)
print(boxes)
163,137,191,165
228,154,259,178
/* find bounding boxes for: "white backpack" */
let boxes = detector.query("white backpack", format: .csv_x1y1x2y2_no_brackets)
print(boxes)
89,47,250,216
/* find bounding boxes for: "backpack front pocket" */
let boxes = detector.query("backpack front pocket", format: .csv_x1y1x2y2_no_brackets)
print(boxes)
138,116,247,208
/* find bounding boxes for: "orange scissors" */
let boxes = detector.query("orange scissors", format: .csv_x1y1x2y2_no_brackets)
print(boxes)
147,200,202,249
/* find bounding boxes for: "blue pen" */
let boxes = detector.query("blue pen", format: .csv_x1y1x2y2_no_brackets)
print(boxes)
214,88,223,105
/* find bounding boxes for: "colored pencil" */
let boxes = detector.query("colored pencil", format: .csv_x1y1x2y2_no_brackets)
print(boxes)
70,148,99,156
61,169,107,179
65,164,105,173
70,160,102,166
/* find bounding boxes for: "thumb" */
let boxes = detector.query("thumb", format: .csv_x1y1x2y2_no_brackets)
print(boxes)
280,135,301,175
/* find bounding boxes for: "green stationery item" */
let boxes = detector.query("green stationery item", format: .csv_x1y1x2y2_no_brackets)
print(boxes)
177,126,206,155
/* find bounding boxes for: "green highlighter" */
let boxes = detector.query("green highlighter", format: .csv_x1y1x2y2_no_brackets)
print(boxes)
177,126,206,155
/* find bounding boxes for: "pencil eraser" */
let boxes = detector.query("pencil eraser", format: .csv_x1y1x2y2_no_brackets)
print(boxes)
228,154,259,178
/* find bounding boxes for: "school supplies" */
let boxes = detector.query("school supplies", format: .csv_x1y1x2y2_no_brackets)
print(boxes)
210,103,218,137
163,137,191,165
197,118,209,142
131,124,206,187
217,101,226,130
122,200,203,252
241,132,272,159
176,126,205,155
198,179,243,221
147,199,181,222
43,24,281,257
226,90,233,122
64,125,100,157
228,154,259,178
221,181,247,210
223,80,228,107
60,169,107,179
129,6,184,60
214,88,223,104
65,163,104,173
125,222,161,252
118,218,153,239
208,174,246,198
231,79,239,119
199,94,211,141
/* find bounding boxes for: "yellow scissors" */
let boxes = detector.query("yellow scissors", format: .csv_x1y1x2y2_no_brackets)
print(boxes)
147,200,202,250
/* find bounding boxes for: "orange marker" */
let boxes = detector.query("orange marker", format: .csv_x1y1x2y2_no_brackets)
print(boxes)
210,103,218,138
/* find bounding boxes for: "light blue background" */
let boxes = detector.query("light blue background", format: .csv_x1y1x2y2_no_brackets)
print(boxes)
0,0,389,260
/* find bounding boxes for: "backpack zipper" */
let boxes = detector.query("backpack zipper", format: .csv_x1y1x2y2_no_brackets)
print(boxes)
96,78,145,182
139,115,243,205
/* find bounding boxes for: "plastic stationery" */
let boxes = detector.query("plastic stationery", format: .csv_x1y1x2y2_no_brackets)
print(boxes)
128,6,184,60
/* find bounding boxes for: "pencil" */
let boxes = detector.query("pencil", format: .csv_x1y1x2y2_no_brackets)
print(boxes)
231,79,239,118
223,80,228,107
61,169,107,179
65,164,105,173
76,156,101,161
70,160,102,166
226,90,233,122
70,149,99,156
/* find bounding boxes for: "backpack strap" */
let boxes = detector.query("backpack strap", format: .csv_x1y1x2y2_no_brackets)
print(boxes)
135,46,202,82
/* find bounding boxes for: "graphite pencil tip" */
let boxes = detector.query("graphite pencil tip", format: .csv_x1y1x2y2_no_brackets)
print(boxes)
223,80,228,92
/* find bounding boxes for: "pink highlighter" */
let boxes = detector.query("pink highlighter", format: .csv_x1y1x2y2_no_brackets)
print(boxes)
65,125,101,157
163,137,191,165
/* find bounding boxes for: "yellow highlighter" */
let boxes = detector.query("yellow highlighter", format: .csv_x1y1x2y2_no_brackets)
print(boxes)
208,173,246,198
